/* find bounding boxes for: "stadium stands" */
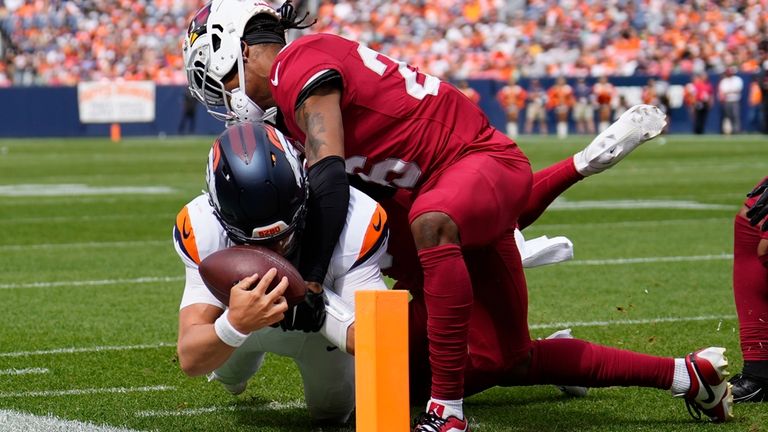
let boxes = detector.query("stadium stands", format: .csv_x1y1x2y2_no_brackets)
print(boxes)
0,0,766,86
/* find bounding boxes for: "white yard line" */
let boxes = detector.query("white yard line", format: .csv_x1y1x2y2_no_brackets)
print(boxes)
0,385,174,399
1,315,735,359
548,198,734,211
0,276,184,290
135,401,305,418
0,343,175,358
0,184,174,197
568,253,732,266
0,409,144,432
529,314,735,330
0,240,168,252
0,368,49,376
527,217,730,231
0,214,174,225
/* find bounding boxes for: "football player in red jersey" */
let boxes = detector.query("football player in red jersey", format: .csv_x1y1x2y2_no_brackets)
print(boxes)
728,177,768,402
182,1,733,428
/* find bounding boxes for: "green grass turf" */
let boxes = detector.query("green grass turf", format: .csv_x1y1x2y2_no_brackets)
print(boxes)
1,134,767,431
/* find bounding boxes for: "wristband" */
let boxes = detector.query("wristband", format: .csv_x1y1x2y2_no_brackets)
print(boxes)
214,310,251,348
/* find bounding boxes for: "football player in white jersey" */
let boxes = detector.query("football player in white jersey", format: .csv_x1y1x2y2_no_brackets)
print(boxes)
173,122,389,424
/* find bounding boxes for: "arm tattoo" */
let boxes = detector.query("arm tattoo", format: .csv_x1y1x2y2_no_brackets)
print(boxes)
304,110,327,162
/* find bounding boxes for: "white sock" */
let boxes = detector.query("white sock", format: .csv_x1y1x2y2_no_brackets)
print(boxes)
670,358,691,395
557,122,568,139
599,121,609,132
427,398,463,420
507,122,518,138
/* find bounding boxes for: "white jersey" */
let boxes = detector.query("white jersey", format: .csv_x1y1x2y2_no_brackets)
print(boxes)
173,187,389,351
174,187,388,307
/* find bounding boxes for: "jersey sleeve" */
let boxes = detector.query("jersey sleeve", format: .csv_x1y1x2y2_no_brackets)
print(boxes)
270,35,353,139
172,194,231,310
323,187,389,302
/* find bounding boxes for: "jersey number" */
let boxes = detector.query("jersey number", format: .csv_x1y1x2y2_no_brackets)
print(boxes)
357,44,439,100
346,156,422,189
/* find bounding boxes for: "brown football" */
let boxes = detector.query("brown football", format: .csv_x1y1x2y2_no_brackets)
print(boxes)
198,245,306,307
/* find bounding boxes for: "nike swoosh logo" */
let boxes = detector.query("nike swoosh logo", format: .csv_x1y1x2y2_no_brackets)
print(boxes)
372,212,382,232
270,62,280,86
691,357,717,404
182,218,192,239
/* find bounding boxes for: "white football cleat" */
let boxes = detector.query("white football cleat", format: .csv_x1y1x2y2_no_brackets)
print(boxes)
545,328,589,397
207,372,247,396
676,347,734,423
573,104,666,176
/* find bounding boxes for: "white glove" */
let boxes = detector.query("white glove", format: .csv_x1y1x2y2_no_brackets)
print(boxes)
573,104,666,177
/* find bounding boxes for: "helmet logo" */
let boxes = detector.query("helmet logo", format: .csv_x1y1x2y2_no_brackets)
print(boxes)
253,221,289,239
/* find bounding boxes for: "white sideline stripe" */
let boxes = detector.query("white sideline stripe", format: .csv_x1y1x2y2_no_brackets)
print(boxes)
0,367,49,376
0,240,167,252
0,184,175,197
548,198,733,211
0,276,184,290
0,409,143,432
529,314,735,330
136,401,305,418
0,385,174,398
0,342,175,358
568,253,733,266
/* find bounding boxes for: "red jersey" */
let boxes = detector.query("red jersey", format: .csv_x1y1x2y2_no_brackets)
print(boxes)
269,34,525,190
745,176,768,240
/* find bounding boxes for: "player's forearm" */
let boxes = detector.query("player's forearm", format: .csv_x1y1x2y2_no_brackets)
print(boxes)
177,324,237,376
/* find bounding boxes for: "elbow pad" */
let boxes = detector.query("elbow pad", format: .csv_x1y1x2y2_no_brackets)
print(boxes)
321,289,355,353
299,156,350,283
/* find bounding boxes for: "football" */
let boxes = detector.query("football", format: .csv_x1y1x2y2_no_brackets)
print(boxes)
198,245,306,307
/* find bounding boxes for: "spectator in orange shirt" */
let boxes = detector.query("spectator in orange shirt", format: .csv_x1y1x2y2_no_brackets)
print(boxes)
547,77,575,139
456,80,480,105
496,76,527,138
525,79,548,135
593,76,616,132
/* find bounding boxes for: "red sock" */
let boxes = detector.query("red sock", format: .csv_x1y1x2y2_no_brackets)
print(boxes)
733,216,768,362
418,243,473,400
518,158,583,230
525,338,674,389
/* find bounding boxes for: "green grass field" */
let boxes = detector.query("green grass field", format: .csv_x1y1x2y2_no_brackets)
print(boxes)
1,134,767,431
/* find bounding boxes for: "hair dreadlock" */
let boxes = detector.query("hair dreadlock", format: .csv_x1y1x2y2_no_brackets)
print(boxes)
242,0,316,46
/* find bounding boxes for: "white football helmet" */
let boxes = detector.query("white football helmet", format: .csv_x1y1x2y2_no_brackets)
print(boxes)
182,0,279,122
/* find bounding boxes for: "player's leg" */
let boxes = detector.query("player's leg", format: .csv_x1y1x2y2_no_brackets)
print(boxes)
208,333,268,395
556,106,569,139
409,147,531,430
731,212,768,402
507,107,519,138
293,333,356,424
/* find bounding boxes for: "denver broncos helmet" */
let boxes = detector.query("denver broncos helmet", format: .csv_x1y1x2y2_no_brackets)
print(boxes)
206,122,306,251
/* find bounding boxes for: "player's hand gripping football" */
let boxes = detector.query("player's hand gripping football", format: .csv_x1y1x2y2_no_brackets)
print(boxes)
280,282,327,332
747,178,768,231
227,269,290,333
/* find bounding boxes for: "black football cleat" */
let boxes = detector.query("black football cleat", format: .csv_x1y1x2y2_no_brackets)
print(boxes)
730,373,768,403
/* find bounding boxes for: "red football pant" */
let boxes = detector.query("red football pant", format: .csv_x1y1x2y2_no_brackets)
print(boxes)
518,157,583,230
733,215,768,361
409,142,532,400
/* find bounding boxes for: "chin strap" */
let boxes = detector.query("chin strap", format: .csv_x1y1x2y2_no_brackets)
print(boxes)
228,47,265,123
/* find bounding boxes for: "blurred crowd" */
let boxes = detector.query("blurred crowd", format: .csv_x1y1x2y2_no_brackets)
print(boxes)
0,0,194,86
0,0,766,86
